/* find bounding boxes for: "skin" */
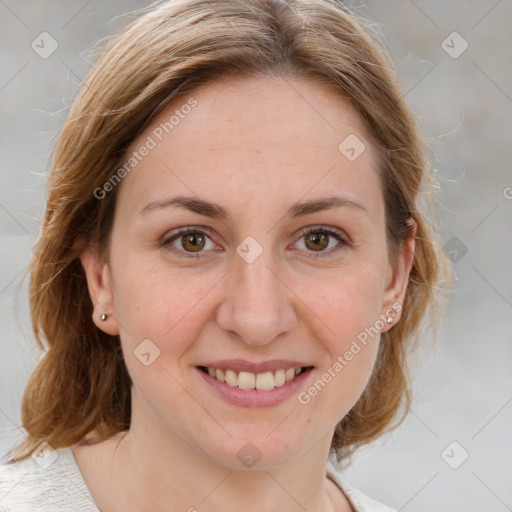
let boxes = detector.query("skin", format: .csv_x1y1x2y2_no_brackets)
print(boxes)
76,74,415,512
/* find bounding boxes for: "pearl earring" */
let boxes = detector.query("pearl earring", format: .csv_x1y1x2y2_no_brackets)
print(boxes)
100,313,108,321
386,316,394,324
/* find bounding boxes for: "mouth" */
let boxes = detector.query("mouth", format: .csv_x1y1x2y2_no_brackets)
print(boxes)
196,363,315,408
197,365,313,391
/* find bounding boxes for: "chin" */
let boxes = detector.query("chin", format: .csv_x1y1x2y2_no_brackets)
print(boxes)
197,431,308,470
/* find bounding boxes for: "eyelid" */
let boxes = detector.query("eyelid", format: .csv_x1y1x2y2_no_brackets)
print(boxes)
291,225,351,258
160,226,220,259
161,224,351,258
297,225,350,244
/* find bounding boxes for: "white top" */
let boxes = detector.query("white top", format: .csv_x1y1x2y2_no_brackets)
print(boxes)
0,446,396,511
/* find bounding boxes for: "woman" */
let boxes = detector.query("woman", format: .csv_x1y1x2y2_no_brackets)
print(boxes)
0,0,450,510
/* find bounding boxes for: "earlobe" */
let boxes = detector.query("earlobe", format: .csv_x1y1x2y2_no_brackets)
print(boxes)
80,250,120,336
381,218,417,329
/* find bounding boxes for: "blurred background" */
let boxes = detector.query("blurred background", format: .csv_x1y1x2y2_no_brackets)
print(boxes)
1,1,511,510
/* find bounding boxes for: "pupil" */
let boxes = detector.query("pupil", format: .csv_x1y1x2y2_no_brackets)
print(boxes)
183,233,204,252
306,233,328,251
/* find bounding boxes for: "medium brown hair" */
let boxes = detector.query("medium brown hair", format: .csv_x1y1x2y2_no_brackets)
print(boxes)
6,0,451,465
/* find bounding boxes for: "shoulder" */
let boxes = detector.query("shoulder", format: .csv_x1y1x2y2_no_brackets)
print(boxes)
0,446,98,512
327,466,397,512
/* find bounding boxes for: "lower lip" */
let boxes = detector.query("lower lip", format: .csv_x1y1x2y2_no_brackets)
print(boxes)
196,367,313,408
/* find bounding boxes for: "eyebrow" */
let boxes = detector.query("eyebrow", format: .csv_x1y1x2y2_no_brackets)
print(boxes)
138,194,369,220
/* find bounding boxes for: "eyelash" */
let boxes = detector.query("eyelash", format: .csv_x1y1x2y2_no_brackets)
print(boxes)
160,226,350,259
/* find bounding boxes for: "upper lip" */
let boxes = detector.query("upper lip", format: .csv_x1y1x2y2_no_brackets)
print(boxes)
197,359,313,373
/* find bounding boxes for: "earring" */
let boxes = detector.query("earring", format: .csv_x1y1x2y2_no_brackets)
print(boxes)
386,316,394,324
100,313,108,322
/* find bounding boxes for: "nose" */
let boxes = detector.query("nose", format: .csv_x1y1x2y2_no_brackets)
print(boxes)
215,249,298,346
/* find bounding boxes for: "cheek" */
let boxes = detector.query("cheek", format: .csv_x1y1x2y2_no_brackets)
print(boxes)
112,259,218,355
295,267,385,417
314,265,386,342
110,264,216,423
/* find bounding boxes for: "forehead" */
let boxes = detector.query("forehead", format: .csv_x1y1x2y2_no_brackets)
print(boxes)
115,74,383,221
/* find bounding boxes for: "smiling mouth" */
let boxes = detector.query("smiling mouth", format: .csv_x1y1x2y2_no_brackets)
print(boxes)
198,366,314,391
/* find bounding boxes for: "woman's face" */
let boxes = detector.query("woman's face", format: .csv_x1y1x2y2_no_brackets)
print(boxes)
82,74,413,468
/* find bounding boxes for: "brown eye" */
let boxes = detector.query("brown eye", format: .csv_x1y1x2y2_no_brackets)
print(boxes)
304,232,329,252
295,226,350,258
180,232,205,252
162,227,217,258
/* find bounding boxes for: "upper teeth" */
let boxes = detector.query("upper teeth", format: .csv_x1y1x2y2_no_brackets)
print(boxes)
207,367,302,390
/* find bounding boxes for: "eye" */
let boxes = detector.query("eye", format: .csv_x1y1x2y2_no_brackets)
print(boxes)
294,226,350,258
161,227,218,258
161,225,350,260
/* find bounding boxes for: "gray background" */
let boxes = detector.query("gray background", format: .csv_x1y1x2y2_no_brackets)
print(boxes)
1,1,511,510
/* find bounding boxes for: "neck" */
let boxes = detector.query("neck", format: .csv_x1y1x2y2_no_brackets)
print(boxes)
91,401,349,511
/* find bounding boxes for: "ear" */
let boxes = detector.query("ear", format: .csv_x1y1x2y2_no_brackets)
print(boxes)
80,250,120,336
380,218,416,331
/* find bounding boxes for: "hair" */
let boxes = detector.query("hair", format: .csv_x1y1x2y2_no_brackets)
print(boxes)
6,0,451,465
